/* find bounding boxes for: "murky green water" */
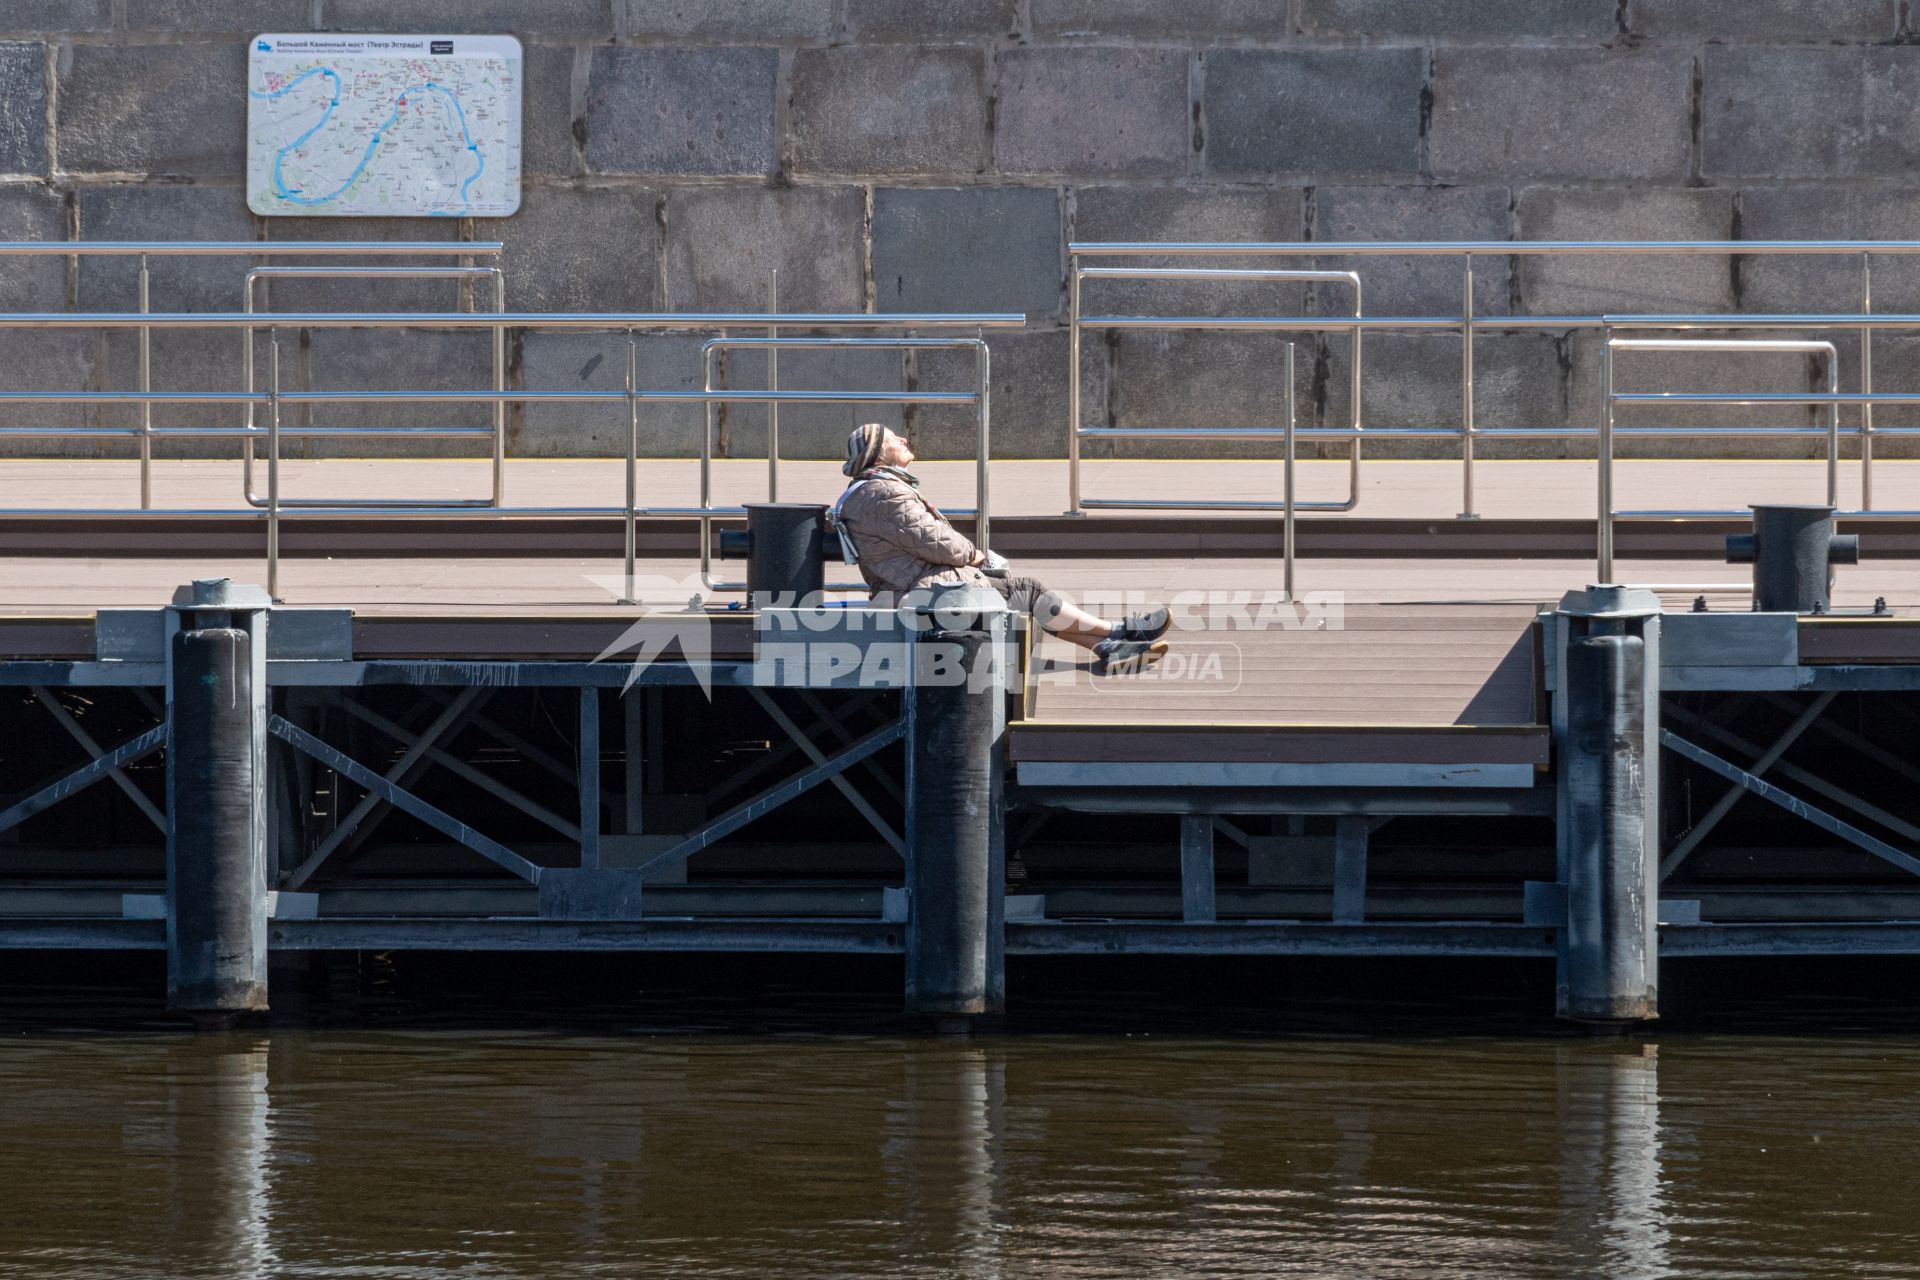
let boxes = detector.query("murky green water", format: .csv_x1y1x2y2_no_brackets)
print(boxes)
3,1013,1920,1277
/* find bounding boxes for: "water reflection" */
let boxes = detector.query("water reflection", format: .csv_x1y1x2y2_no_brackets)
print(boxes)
5,1031,1920,1277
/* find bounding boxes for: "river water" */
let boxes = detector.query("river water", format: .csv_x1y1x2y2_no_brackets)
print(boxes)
3,965,1920,1277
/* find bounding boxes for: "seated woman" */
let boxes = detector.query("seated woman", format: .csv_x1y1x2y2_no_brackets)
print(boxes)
832,423,1170,672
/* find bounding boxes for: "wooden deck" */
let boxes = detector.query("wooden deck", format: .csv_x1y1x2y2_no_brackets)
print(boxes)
1025,604,1539,726
4,451,1913,749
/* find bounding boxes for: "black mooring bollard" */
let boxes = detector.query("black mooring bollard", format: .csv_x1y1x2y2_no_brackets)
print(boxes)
1562,629,1656,1025
905,590,1005,1031
716,502,828,606
1725,503,1860,614
167,623,268,1024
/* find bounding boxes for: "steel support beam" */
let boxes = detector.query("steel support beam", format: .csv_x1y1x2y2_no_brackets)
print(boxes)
750,687,903,856
284,688,486,888
29,687,166,831
270,715,543,885
1179,814,1216,923
1661,729,1920,879
634,719,905,879
269,916,901,953
1660,692,1835,880
1332,814,1369,923
1007,922,1556,957
338,696,581,842
0,724,166,836
579,687,600,870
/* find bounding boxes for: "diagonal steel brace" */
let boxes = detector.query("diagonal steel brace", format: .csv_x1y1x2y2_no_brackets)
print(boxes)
1661,728,1920,880
28,687,166,832
0,724,166,836
1661,691,1835,881
750,687,903,856
271,714,542,886
635,718,906,880
284,687,487,888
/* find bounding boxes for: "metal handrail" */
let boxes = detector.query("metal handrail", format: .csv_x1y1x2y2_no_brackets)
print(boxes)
244,328,1001,600
1601,336,1839,583
1071,240,1920,256
0,241,501,255
1070,267,1361,515
243,265,508,511
0,311,1020,329
1068,240,1920,523
0,258,1020,599
0,243,493,510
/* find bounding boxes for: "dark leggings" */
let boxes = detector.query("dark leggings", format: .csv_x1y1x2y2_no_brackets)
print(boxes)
990,574,1069,628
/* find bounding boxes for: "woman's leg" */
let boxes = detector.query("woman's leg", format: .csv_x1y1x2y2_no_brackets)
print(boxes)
1001,576,1112,652
1037,595,1114,650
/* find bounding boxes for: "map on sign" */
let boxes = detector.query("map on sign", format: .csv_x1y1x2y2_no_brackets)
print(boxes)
247,34,522,218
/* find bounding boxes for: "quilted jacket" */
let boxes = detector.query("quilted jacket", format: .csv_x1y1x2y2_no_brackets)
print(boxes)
836,471,991,598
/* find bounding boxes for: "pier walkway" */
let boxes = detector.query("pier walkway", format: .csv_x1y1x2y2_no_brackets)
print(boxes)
9,237,1920,1028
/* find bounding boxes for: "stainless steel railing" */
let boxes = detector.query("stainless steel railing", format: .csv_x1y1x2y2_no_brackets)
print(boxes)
1602,335,1839,587
0,241,501,510
1070,265,1360,513
1067,238,1920,523
242,264,508,509
0,299,1019,600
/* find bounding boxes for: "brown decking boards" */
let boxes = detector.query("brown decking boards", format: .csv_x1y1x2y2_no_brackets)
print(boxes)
1009,603,1548,768
1798,617,1920,664
1023,604,1542,728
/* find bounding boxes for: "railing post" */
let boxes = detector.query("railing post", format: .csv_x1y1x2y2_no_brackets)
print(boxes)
1599,338,1616,583
1283,342,1296,602
1460,254,1477,519
243,271,257,501
1826,340,1840,509
267,333,282,602
166,578,273,1027
1862,254,1874,511
767,269,779,502
138,254,152,510
491,267,506,508
623,332,637,604
1067,266,1082,515
975,339,992,551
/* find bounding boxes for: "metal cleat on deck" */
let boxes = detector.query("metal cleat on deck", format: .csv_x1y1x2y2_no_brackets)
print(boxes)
1724,504,1863,616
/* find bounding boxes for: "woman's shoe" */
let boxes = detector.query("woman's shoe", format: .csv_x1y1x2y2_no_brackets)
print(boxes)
1092,635,1170,674
1111,606,1171,644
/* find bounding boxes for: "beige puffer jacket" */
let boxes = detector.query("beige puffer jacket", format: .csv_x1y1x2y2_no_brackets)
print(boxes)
836,472,991,598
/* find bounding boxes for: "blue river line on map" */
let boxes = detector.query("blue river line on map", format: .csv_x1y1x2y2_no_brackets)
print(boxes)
249,65,486,212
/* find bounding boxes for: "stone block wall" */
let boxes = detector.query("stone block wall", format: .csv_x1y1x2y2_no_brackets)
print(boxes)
0,0,1912,462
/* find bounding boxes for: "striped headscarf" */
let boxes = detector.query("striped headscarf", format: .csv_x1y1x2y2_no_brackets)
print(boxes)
843,422,888,478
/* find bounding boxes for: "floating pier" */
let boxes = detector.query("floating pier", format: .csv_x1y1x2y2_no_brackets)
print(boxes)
9,238,1920,1028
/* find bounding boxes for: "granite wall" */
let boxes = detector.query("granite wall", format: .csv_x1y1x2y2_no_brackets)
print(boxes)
0,0,1911,460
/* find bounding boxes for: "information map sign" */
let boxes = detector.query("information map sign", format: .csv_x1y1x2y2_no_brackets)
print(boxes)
247,34,523,218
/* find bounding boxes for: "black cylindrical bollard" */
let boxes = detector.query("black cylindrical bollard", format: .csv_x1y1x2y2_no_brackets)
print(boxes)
905,618,995,1029
168,626,268,1023
1561,631,1656,1025
717,502,827,607
1725,503,1860,613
